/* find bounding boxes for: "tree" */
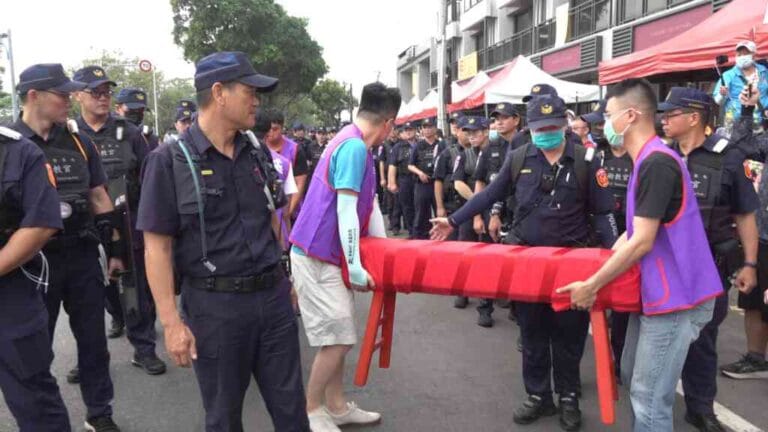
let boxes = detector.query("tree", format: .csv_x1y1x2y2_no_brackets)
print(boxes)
170,0,327,98
310,79,357,127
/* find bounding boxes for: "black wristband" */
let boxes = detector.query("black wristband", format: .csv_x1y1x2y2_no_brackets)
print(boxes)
109,238,126,260
744,261,758,269
94,211,115,246
447,216,459,229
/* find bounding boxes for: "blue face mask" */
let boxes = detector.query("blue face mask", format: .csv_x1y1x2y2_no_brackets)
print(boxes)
489,130,499,141
531,129,565,150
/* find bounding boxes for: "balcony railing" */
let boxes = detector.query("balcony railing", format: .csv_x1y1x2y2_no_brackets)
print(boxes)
618,0,695,25
534,19,556,52
568,0,611,42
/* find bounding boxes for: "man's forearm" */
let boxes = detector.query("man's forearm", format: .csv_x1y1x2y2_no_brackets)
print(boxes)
588,236,651,291
434,180,446,209
454,181,473,201
379,162,387,184
294,174,307,204
735,212,759,263
0,227,57,277
408,165,424,177
388,166,397,187
144,233,180,327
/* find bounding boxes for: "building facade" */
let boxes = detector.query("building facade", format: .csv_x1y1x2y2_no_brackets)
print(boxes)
397,0,733,103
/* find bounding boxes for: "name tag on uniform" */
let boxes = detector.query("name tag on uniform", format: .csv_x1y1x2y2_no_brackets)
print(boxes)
201,169,214,176
520,169,532,174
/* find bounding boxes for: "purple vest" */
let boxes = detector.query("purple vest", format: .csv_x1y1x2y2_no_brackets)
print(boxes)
270,150,292,250
626,137,722,315
290,124,376,266
280,136,299,165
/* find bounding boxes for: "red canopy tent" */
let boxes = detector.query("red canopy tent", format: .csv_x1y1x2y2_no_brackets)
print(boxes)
599,0,768,85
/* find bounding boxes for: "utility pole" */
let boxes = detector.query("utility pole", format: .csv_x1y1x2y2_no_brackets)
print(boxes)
1,30,19,121
437,0,448,133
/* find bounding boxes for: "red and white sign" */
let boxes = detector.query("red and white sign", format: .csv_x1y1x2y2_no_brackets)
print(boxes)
542,44,582,74
138,59,153,72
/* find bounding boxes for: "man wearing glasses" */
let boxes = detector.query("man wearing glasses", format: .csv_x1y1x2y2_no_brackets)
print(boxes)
11,63,123,432
70,66,165,379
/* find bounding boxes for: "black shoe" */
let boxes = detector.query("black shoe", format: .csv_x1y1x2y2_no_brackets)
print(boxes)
132,353,167,375
512,394,557,425
107,319,124,339
66,367,80,384
685,412,726,432
720,353,768,379
454,296,468,309
558,395,582,431
477,311,494,328
85,415,121,432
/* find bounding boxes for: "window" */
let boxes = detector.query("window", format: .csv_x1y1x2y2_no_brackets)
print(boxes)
465,0,483,12
568,0,611,41
619,0,695,24
514,9,533,31
447,0,462,22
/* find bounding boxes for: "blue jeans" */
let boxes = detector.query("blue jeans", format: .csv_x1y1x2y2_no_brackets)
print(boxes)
621,299,715,432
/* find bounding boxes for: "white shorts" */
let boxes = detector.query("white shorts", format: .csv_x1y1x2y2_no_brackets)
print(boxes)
290,251,356,347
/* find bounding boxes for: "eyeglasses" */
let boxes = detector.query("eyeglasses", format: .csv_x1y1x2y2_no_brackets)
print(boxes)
659,110,694,122
42,90,71,100
84,89,113,99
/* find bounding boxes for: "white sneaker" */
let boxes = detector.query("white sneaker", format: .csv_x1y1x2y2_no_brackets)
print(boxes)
326,401,382,426
308,408,341,432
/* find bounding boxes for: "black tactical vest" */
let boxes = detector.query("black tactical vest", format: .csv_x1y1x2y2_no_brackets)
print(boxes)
684,136,735,246
41,132,93,234
0,134,23,241
602,151,632,216
442,145,462,208
84,118,140,206
416,139,440,176
396,141,412,174
463,147,481,191
484,138,507,183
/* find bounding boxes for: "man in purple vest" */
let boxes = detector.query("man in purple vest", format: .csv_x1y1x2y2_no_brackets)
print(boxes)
557,79,722,432
265,110,309,219
290,82,401,432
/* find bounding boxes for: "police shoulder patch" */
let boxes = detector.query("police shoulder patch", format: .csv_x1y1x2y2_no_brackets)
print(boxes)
744,160,755,180
596,168,609,188
712,138,729,154
453,156,461,173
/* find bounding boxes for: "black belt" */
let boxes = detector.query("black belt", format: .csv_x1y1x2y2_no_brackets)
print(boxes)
186,265,284,293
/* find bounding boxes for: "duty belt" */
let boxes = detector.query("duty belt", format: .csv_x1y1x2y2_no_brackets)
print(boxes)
186,264,284,293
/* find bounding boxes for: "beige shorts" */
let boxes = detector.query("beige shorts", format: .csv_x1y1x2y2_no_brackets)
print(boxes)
290,251,356,347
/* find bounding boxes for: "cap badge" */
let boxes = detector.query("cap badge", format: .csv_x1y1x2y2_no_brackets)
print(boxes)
532,86,541,93
93,69,104,78
541,104,553,115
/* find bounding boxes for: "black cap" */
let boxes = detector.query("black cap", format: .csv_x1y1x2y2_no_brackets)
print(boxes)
522,83,559,103
73,66,116,89
175,107,194,122
526,95,568,130
581,100,606,124
460,116,490,131
292,121,305,131
116,87,148,109
658,87,714,112
449,111,464,123
17,63,87,94
403,121,416,130
178,99,197,111
420,117,436,127
490,102,519,118
194,51,279,92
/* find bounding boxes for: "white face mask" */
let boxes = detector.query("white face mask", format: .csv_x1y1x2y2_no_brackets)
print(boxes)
737,54,754,69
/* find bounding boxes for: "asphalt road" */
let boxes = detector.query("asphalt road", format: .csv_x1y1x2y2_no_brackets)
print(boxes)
0,290,766,431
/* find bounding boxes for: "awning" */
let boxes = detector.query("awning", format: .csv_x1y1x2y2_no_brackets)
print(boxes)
599,0,768,84
448,56,600,112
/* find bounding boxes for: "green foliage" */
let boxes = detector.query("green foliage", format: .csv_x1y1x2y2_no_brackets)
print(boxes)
310,79,357,127
170,0,327,97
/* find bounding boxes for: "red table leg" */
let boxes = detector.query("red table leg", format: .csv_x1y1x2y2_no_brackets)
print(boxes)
379,292,397,368
590,309,616,425
354,291,386,386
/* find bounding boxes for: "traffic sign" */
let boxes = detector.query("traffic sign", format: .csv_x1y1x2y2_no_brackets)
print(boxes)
138,59,152,72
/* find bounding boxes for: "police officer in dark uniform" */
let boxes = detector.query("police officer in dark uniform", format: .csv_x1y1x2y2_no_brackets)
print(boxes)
163,100,197,146
659,87,759,432
115,87,160,152
304,126,327,191
434,114,465,237
13,63,123,432
408,118,445,239
431,95,618,431
137,51,309,431
580,100,633,380
450,116,490,313
387,122,417,237
72,65,166,376
0,123,71,431
509,84,583,152
383,126,403,233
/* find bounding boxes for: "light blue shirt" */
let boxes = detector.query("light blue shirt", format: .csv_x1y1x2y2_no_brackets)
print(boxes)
713,62,768,121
